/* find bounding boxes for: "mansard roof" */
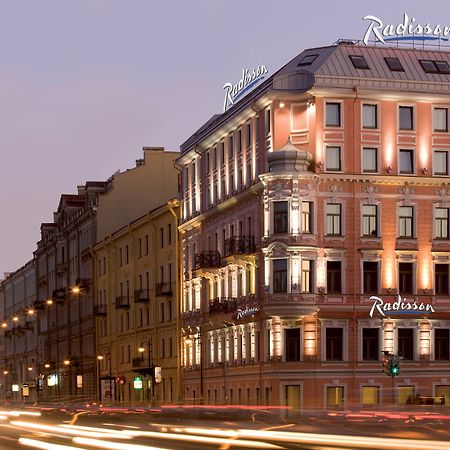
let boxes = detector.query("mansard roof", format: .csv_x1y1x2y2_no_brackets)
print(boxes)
181,41,450,154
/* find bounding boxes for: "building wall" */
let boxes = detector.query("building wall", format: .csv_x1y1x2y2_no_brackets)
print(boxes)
95,200,180,404
96,148,179,241
1,260,38,402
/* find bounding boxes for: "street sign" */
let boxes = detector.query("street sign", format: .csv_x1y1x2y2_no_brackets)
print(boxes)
133,376,143,390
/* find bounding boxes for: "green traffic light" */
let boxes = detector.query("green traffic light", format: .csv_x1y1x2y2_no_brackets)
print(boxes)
391,365,399,376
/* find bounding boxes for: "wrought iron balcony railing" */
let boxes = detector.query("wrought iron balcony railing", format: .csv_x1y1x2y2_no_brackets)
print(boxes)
194,251,221,270
115,296,130,309
134,289,150,302
224,236,255,257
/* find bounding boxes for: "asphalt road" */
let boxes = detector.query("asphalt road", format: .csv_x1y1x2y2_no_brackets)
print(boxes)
0,405,449,449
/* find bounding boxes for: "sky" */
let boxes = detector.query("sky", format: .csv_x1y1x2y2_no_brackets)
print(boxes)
0,0,448,274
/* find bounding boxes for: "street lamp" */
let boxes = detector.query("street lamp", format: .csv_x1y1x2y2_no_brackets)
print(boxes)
97,351,112,402
137,338,153,403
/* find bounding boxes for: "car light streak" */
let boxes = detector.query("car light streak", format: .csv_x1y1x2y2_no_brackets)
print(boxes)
10,421,132,440
126,430,282,448
72,437,168,450
19,437,86,449
233,429,450,450
58,424,132,435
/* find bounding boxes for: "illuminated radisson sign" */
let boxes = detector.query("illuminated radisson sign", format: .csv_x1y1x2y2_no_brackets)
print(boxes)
362,14,450,45
369,295,435,318
223,65,268,112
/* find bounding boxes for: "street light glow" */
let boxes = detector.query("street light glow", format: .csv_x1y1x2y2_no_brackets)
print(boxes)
97,355,104,360
138,346,145,353
46,299,53,305
63,360,70,366
71,286,81,294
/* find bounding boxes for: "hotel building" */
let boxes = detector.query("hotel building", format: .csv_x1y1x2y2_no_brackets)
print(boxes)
178,41,450,410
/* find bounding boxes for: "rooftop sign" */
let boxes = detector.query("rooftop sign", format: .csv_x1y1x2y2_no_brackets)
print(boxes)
363,14,450,45
369,295,435,318
223,65,268,112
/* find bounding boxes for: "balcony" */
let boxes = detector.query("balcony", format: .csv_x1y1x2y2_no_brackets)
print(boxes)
209,297,238,316
33,300,46,310
194,251,221,270
115,296,130,309
156,283,173,296
94,304,107,316
264,293,319,319
224,236,255,257
132,357,152,375
52,288,66,302
135,289,150,303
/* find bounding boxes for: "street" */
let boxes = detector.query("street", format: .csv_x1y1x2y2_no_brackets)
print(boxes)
0,405,448,449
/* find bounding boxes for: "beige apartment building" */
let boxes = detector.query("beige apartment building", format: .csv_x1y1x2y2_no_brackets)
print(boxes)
94,199,180,404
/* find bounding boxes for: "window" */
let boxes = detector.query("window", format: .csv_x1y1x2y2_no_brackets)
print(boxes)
325,102,341,127
398,206,414,238
220,142,225,164
399,262,413,295
420,59,450,74
326,386,344,407
435,208,449,239
301,202,313,233
398,386,415,405
265,108,271,135
362,147,378,173
398,328,414,360
246,123,251,148
362,328,379,360
160,227,164,248
326,328,343,361
138,238,142,258
301,260,312,293
273,259,288,293
435,385,450,404
435,264,449,295
326,203,342,236
435,329,450,360
349,55,370,70
213,147,217,169
119,248,123,266
273,201,288,234
363,261,378,294
434,150,448,175
285,328,301,361
168,223,172,245
145,235,149,255
237,129,242,154
434,108,448,132
125,245,129,264
420,59,437,73
325,146,342,171
399,106,414,130
384,57,404,72
229,135,234,159
327,261,342,294
298,54,318,66
399,149,414,174
362,205,378,237
206,152,210,173
362,386,379,405
362,104,377,128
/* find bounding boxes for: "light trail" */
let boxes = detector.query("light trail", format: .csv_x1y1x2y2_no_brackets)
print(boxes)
127,429,282,448
11,421,132,440
72,437,168,450
19,437,86,450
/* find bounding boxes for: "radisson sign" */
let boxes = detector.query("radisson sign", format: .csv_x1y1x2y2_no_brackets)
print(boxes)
223,65,268,112
362,14,450,45
369,295,435,318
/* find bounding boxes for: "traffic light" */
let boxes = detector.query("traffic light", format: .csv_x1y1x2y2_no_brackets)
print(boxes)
390,364,400,376
381,351,391,375
390,355,400,376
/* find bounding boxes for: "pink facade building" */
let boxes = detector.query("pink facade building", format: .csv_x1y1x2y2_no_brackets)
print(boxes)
178,41,450,410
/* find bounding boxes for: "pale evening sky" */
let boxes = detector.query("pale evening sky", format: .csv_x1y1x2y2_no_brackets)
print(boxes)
0,0,447,274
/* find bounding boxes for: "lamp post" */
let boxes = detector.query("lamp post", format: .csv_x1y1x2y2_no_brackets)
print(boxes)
97,350,112,402
138,338,153,404
185,328,203,405
3,371,8,401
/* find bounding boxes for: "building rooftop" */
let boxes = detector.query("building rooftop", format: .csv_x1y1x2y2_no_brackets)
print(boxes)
181,41,450,154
